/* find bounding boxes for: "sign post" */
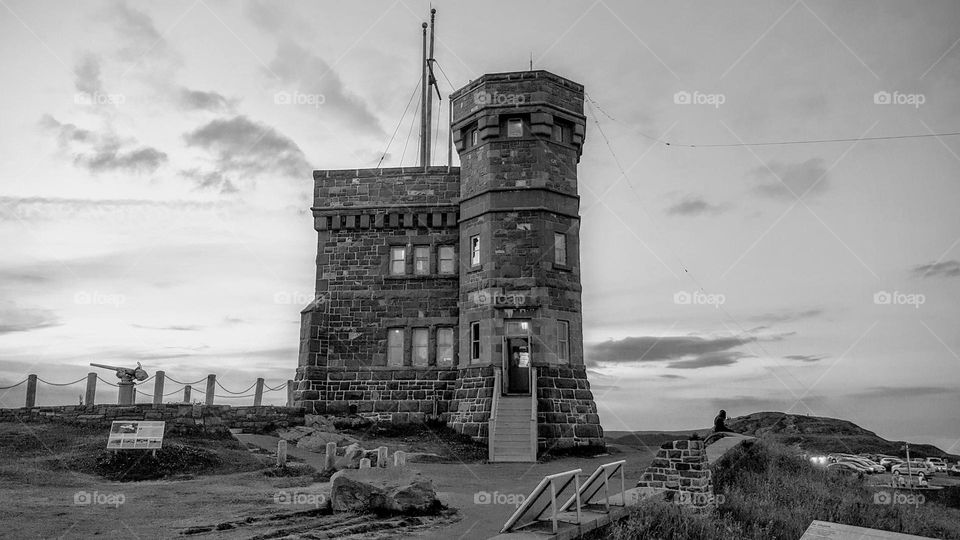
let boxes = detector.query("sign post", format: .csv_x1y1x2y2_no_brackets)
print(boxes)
107,421,165,450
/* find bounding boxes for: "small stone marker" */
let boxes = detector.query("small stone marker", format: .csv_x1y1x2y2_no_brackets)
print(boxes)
324,441,337,470
359,458,371,469
393,451,406,467
277,440,288,468
377,446,388,468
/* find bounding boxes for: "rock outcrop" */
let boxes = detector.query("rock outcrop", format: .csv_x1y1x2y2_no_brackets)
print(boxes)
330,468,439,514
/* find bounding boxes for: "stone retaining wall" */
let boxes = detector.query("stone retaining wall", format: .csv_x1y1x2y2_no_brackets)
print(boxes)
0,404,305,435
636,439,714,510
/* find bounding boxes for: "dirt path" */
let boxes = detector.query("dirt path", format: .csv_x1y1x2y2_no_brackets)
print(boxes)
1,429,652,539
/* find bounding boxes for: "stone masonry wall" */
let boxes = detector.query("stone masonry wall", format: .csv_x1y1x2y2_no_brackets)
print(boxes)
448,366,495,441
0,404,305,436
636,439,715,510
536,366,603,450
298,367,458,422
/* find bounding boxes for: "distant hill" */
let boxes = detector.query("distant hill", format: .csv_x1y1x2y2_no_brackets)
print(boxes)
606,411,960,461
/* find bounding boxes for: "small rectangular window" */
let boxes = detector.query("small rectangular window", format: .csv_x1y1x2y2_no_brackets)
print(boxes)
557,321,570,363
412,328,429,366
414,246,430,275
470,322,481,361
471,129,479,146
470,235,481,266
390,246,406,275
387,328,404,366
507,118,523,137
437,327,454,367
552,124,563,142
439,246,455,274
554,233,567,266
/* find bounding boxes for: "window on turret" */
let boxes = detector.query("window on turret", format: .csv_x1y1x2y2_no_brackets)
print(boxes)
557,320,570,363
507,118,523,137
414,246,430,275
439,246,455,274
553,120,572,143
471,129,479,146
387,328,404,366
470,321,481,361
390,246,406,275
470,235,481,267
554,233,567,266
437,327,454,366
412,328,428,366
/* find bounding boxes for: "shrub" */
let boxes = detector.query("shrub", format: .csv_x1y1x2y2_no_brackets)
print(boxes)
609,439,960,540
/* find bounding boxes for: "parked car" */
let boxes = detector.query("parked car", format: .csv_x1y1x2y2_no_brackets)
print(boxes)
839,457,883,473
925,457,948,472
827,461,870,476
892,462,934,480
880,457,904,471
949,464,960,477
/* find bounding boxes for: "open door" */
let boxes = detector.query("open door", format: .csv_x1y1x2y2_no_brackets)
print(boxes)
504,337,531,394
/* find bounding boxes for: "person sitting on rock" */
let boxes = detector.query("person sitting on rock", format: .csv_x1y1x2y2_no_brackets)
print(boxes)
713,409,729,433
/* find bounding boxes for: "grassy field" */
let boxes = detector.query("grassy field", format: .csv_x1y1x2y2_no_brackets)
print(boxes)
607,439,960,540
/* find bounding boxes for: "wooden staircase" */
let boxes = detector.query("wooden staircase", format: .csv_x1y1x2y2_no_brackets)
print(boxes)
489,369,537,462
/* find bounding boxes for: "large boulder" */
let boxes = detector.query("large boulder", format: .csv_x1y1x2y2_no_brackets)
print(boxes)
277,426,316,443
330,468,439,514
304,414,337,431
296,431,359,452
335,443,366,469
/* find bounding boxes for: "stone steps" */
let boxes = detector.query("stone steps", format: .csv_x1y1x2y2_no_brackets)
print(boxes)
490,397,534,462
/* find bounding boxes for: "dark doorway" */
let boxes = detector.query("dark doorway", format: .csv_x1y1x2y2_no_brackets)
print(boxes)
505,337,530,394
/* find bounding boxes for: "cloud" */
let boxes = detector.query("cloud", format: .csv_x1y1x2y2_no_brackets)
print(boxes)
74,53,102,95
178,88,235,113
107,1,179,67
659,374,686,379
752,158,829,200
132,323,202,332
586,334,759,368
40,115,167,174
783,354,827,363
911,259,960,279
182,115,309,180
0,195,226,222
667,351,752,369
243,0,311,36
266,39,383,136
750,308,824,324
667,195,725,216
0,302,60,334
180,168,239,194
851,386,957,400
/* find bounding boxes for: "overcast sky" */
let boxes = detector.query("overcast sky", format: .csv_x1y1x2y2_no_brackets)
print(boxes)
1,0,958,453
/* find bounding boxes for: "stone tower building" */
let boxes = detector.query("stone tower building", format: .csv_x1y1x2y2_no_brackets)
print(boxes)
294,70,603,461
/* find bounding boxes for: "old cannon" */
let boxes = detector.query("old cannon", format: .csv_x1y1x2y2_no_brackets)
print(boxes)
90,362,149,405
